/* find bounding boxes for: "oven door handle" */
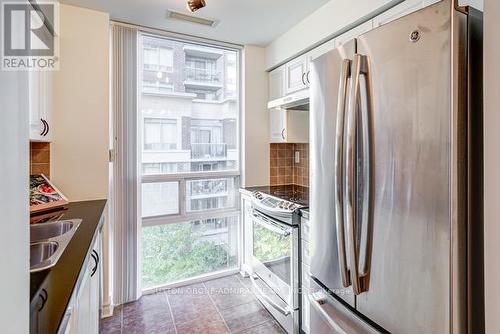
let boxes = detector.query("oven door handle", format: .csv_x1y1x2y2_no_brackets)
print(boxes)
250,275,292,316
252,211,291,236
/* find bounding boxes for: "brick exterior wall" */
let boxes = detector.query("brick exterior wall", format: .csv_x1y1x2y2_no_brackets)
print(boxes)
181,116,192,150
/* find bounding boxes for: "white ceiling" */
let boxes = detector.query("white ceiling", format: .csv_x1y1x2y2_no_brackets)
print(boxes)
59,0,330,46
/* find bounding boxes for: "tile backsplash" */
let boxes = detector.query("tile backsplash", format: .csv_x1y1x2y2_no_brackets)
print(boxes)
270,143,309,187
30,142,50,178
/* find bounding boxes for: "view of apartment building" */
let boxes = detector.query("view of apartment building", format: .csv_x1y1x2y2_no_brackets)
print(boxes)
139,36,239,218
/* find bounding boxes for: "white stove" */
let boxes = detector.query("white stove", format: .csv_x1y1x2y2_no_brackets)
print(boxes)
250,191,305,225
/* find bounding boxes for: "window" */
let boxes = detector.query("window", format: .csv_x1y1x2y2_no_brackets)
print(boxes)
185,88,219,101
144,46,173,72
142,215,239,289
185,56,219,83
143,118,177,151
139,34,240,288
142,81,173,94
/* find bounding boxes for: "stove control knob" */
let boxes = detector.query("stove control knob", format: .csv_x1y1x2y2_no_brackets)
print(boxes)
289,204,296,210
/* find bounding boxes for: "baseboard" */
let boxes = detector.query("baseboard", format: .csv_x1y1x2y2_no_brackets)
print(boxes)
101,303,115,318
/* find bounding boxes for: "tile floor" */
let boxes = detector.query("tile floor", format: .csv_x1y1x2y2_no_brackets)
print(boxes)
100,275,285,334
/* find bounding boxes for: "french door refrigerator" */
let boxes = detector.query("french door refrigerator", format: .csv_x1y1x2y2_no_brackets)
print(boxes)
308,1,483,333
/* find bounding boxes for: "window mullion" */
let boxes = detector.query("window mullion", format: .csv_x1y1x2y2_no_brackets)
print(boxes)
179,178,186,216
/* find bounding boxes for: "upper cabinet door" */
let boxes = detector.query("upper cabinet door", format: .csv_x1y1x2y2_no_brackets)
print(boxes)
285,55,308,94
335,21,374,47
269,66,285,101
372,0,424,27
269,108,287,143
29,70,53,142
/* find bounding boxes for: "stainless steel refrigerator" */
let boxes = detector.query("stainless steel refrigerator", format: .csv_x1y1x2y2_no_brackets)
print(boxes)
308,1,483,333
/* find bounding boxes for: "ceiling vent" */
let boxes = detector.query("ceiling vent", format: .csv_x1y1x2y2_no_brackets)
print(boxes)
166,10,218,27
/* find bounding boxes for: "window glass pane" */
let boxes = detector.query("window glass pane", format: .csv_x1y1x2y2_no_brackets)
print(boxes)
142,216,239,288
139,36,239,175
142,182,179,217
186,177,236,212
143,118,177,151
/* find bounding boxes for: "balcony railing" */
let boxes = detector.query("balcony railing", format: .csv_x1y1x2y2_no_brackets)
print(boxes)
191,143,227,160
185,68,221,84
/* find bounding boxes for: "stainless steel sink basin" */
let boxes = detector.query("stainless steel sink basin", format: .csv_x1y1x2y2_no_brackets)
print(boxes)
31,221,75,243
30,242,59,268
30,219,82,272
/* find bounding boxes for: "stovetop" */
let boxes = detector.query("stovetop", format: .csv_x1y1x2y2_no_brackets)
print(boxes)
243,184,309,206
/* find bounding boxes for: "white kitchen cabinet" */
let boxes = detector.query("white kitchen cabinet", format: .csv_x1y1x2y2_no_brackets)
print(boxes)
284,55,309,94
270,109,309,143
29,70,53,142
269,65,286,101
65,231,102,334
335,20,374,47
373,0,424,27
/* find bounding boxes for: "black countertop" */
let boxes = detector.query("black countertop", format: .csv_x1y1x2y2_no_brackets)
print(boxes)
30,200,106,333
242,184,309,207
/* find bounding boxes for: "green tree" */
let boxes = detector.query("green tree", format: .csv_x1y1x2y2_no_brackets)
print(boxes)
142,222,237,288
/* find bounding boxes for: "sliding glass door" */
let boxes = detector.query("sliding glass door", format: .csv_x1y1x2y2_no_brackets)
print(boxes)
138,34,241,290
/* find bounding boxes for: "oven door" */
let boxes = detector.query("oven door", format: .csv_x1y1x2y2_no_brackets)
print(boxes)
251,208,298,307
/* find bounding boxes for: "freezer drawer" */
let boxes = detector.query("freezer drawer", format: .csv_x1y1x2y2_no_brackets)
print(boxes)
309,279,380,334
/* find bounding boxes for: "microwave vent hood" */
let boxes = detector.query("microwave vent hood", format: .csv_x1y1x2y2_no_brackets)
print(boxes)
268,89,309,110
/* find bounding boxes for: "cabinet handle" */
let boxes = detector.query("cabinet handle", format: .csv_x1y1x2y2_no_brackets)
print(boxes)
38,289,48,311
43,120,49,136
281,128,285,140
301,72,306,86
307,71,311,85
40,119,49,136
39,119,46,136
91,250,100,277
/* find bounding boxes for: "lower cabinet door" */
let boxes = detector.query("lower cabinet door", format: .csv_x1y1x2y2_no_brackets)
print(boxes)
301,285,310,334
74,264,92,334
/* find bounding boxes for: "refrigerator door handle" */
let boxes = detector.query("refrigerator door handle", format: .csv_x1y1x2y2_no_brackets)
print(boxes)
345,54,370,295
335,58,351,288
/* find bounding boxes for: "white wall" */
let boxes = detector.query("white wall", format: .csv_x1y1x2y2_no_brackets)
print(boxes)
266,0,484,70
265,0,394,69
484,0,499,332
0,69,29,332
242,46,269,187
51,4,110,201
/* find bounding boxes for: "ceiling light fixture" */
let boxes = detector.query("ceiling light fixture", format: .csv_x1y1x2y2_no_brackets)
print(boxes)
186,0,206,12
167,10,218,27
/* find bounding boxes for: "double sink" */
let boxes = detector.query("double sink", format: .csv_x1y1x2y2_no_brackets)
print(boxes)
30,219,82,272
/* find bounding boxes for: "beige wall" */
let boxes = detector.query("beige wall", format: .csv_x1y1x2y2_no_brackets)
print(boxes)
242,46,269,187
484,0,500,332
51,4,110,201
